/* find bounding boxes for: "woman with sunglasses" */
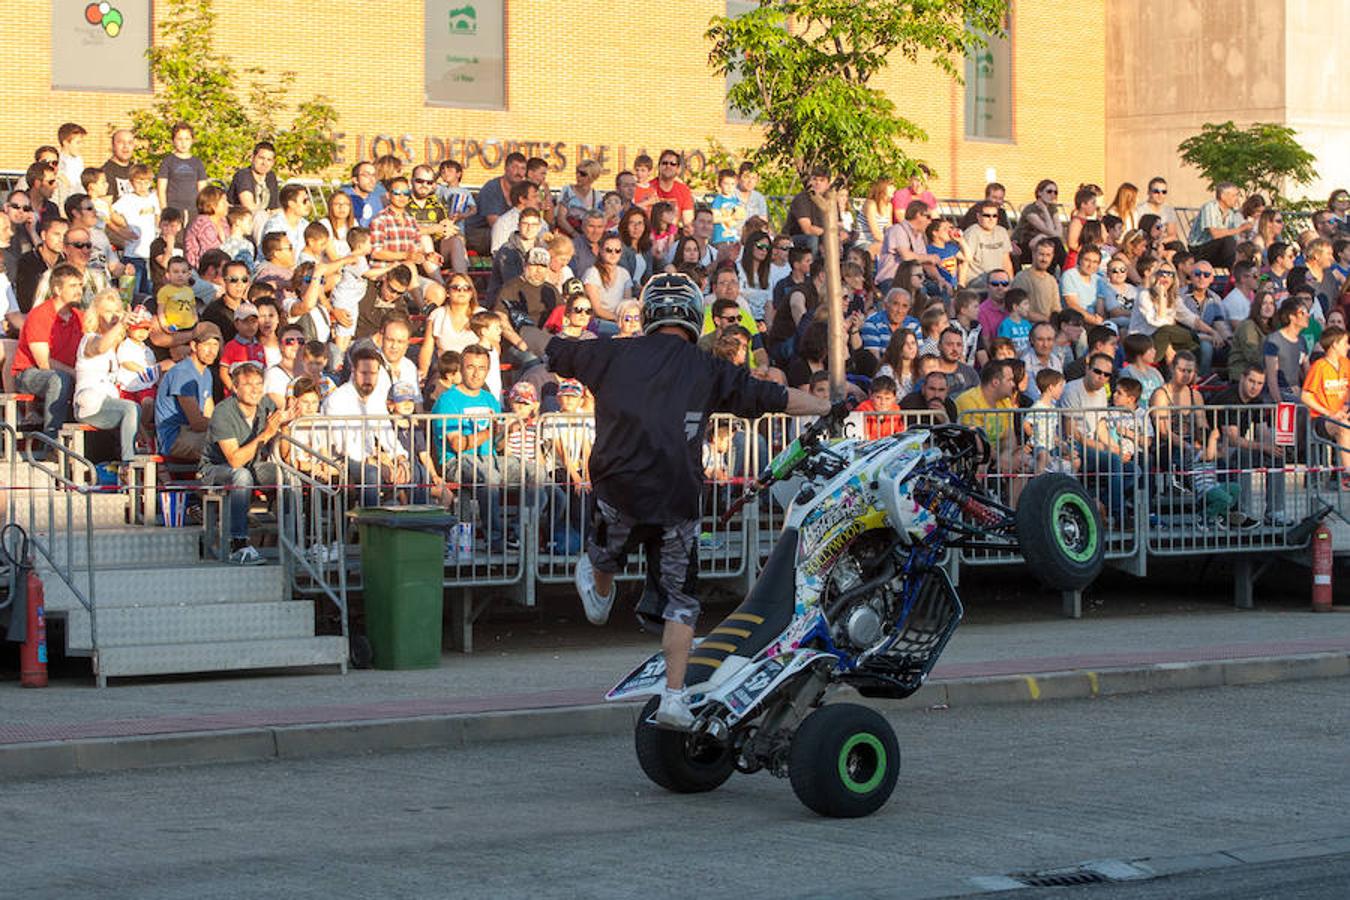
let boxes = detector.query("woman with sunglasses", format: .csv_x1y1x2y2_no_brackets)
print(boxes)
418,275,479,379
1138,178,1180,243
616,206,652,287
1130,265,1211,365
582,236,634,335
613,299,644,338
1013,179,1064,270
558,293,598,340
737,230,773,323
1099,255,1137,332
556,160,603,238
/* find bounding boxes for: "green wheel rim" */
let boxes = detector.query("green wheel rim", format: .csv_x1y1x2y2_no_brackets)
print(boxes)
837,732,887,794
1050,492,1098,563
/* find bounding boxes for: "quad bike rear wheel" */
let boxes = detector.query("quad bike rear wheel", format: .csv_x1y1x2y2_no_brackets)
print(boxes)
788,703,900,818
634,697,736,793
1015,473,1106,592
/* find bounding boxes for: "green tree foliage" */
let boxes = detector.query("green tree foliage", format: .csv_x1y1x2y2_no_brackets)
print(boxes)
1177,122,1317,204
707,0,1009,190
126,0,340,180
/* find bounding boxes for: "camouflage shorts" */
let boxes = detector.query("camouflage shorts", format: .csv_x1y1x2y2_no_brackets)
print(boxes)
587,498,700,629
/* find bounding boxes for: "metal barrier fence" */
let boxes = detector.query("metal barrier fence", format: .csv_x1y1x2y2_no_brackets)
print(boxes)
956,405,1139,564
273,405,1341,593
275,433,350,653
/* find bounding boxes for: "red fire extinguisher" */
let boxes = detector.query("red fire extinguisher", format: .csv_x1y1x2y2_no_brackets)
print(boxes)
20,569,48,688
1311,523,1333,613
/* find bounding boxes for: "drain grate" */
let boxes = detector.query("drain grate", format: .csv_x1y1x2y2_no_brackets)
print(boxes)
1010,870,1112,888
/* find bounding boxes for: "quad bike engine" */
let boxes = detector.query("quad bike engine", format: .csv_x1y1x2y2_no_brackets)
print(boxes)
824,534,903,655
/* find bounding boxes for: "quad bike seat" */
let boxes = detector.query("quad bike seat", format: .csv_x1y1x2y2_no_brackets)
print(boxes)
685,528,799,686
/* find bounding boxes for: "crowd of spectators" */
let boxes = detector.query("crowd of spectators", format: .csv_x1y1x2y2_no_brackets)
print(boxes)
4,122,1350,560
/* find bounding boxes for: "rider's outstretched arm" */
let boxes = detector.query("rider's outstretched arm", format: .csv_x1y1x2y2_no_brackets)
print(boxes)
785,388,833,417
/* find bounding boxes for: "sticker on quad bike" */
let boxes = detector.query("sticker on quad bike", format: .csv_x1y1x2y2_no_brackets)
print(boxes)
722,656,787,716
606,653,667,700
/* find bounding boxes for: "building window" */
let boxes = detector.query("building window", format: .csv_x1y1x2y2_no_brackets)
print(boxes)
964,19,1012,141
425,0,506,109
724,0,758,124
52,0,151,92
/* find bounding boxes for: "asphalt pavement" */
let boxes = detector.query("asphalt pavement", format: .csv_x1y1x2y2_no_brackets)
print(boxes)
3,679,1346,899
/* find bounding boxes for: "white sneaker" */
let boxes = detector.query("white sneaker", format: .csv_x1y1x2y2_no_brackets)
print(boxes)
655,690,695,729
574,553,615,625
229,544,264,566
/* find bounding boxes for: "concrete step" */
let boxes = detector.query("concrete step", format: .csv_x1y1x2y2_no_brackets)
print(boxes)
33,527,200,570
62,599,316,651
9,490,129,528
96,635,348,680
40,563,285,613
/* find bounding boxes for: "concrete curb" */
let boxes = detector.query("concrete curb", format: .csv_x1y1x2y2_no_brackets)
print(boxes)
3,651,1346,781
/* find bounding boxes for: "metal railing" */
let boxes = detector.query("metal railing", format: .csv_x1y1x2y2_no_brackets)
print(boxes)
19,432,101,684
275,433,349,661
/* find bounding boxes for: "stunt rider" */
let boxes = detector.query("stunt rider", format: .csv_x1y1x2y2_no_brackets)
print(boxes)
548,273,831,727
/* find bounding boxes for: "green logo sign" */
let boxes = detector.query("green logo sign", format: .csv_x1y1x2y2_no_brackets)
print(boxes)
448,4,477,35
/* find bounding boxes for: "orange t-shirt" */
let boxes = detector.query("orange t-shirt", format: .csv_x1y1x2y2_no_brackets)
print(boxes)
1302,356,1349,418
856,399,905,440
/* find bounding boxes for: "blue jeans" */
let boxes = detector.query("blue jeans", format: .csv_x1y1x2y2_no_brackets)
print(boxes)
16,367,74,438
1078,443,1138,519
78,396,139,462
204,462,279,540
450,455,565,547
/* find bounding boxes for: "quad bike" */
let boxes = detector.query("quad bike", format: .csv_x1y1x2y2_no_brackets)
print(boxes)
607,402,1105,818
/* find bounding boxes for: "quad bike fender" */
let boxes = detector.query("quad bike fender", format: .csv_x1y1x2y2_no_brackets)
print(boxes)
705,649,839,727
606,650,668,701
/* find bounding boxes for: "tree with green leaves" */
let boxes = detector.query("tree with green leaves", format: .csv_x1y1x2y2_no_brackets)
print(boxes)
1177,122,1317,204
127,0,340,181
706,0,1009,189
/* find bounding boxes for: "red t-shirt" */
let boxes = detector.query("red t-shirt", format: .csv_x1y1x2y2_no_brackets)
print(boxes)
12,300,84,375
855,399,906,440
218,337,266,394
655,180,695,216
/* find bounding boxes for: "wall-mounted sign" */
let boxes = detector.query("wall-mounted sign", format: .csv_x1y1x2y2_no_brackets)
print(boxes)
52,0,151,92
425,0,506,109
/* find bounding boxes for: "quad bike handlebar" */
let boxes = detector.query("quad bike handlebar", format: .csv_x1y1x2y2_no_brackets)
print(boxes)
718,398,858,525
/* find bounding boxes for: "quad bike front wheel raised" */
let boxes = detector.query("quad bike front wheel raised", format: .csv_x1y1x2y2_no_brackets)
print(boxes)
634,697,736,793
788,703,900,818
1015,473,1106,592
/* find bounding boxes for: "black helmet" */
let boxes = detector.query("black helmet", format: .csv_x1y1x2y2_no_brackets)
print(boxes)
640,273,703,341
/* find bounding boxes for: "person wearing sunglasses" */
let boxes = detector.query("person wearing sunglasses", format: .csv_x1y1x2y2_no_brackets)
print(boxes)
5,189,39,266
1129,265,1214,366
1140,177,1180,243
653,151,695,232
408,164,468,276
23,160,62,228
1013,179,1064,269
557,291,598,341
260,183,313,267
962,199,1014,287
556,159,603,239
369,175,448,312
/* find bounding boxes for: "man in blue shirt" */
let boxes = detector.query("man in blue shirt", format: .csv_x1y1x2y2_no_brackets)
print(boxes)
431,344,511,550
860,287,921,358
154,322,220,460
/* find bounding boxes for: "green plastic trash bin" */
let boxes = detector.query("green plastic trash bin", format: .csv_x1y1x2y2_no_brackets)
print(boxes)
353,505,456,669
